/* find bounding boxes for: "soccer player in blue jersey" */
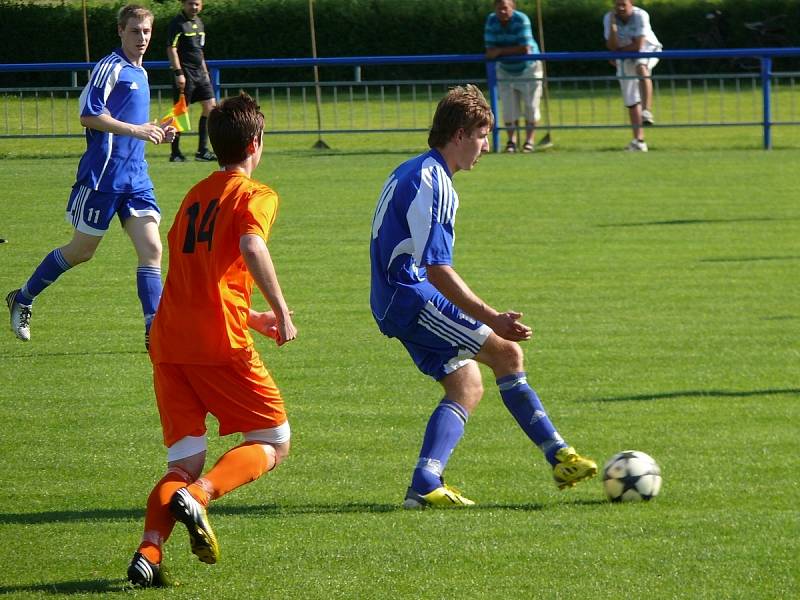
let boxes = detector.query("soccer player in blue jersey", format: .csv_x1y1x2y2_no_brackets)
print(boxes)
370,85,597,508
6,5,175,348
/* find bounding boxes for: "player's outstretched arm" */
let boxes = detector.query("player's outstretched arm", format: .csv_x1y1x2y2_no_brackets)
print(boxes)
79,114,169,144
426,264,531,342
240,234,297,346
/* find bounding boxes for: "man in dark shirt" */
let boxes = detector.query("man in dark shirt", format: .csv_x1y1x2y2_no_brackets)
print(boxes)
167,0,217,162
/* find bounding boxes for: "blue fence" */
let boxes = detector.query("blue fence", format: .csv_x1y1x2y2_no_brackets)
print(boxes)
1,47,799,150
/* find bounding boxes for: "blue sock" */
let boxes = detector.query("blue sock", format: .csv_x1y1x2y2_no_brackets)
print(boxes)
18,248,72,305
497,372,567,465
411,399,469,494
136,266,162,332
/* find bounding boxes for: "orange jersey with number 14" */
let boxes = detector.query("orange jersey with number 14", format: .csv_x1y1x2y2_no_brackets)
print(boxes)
149,170,279,365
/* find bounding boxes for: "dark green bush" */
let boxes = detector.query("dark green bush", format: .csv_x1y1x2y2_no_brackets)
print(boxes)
1,0,797,86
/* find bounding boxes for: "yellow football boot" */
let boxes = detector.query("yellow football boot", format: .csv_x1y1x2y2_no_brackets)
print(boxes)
169,487,220,564
402,483,475,509
553,447,598,490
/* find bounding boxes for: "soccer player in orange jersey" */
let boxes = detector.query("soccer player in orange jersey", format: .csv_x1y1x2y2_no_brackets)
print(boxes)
127,92,297,587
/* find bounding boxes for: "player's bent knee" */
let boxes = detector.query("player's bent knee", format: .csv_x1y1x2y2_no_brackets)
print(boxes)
245,422,291,469
61,243,98,265
479,336,524,373
500,340,524,370
137,241,162,264
166,435,208,478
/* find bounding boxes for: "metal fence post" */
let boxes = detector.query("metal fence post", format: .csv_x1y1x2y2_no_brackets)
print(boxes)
485,60,499,153
761,56,772,150
211,67,221,103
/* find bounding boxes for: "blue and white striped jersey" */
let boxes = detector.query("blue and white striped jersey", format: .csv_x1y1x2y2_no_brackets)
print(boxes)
75,49,153,193
370,149,458,331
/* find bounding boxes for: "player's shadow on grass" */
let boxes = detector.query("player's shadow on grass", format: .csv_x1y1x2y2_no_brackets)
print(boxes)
590,388,800,402
215,501,555,516
0,349,146,359
699,255,800,263
0,500,583,525
0,507,141,525
596,216,799,227
0,579,128,595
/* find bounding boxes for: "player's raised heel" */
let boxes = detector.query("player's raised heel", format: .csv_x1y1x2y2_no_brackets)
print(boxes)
402,484,475,509
127,551,171,588
169,487,220,564
6,289,31,342
553,446,598,490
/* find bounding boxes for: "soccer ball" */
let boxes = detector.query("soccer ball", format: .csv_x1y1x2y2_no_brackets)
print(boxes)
602,450,662,502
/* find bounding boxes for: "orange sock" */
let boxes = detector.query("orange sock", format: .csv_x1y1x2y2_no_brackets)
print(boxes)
138,466,193,564
188,442,271,504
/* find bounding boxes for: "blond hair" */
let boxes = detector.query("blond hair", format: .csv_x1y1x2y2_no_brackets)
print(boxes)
117,4,154,28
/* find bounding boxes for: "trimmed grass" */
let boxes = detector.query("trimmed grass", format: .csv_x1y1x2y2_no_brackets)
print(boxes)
0,142,798,598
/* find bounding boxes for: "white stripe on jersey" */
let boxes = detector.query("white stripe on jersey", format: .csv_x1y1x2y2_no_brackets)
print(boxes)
387,237,415,273
371,174,397,239
79,57,123,117
92,54,119,88
95,132,114,190
407,157,457,265
433,161,456,228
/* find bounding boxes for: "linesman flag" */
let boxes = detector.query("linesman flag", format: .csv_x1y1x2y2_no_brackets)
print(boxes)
160,94,191,132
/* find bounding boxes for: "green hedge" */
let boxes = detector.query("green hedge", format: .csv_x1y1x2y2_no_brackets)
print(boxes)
1,0,798,86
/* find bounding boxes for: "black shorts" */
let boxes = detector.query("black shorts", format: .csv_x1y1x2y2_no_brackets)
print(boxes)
174,70,215,105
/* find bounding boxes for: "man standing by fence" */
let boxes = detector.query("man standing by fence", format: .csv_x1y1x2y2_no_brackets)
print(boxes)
604,0,662,152
485,0,547,154
167,0,217,162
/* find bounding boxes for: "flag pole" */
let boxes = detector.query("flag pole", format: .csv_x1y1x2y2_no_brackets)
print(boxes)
535,0,553,148
309,0,329,149
82,0,91,82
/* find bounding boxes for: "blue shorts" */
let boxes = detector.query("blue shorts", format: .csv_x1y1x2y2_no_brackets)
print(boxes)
391,292,492,381
65,185,160,236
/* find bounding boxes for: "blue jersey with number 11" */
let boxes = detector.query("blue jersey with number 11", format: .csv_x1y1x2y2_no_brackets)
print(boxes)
75,49,154,193
370,149,459,332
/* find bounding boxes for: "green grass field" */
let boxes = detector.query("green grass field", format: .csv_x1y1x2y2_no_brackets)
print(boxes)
0,132,798,598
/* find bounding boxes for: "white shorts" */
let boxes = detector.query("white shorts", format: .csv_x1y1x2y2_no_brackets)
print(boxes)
497,62,544,123
617,57,659,107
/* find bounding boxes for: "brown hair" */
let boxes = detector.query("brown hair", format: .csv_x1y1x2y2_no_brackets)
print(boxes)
427,84,494,149
208,92,265,166
117,5,154,28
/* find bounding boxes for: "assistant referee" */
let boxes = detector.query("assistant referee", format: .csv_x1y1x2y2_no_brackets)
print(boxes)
167,0,217,162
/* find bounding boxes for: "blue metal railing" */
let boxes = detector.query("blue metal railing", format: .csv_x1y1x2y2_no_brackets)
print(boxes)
1,48,799,149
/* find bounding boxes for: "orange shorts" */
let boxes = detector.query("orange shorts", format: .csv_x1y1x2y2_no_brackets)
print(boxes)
153,347,287,448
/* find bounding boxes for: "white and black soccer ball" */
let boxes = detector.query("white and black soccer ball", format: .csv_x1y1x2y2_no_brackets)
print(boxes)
602,450,662,502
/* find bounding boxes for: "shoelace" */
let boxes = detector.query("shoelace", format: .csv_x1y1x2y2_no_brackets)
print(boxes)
18,305,31,328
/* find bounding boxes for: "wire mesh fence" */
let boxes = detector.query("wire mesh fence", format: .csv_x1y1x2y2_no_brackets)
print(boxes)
1,51,798,145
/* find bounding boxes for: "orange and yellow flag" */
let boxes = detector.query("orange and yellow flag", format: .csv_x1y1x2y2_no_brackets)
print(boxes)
160,94,191,132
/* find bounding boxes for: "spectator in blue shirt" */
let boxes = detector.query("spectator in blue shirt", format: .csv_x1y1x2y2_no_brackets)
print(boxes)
485,0,546,153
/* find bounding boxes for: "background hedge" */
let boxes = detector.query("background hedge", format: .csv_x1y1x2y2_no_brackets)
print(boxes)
1,0,798,86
